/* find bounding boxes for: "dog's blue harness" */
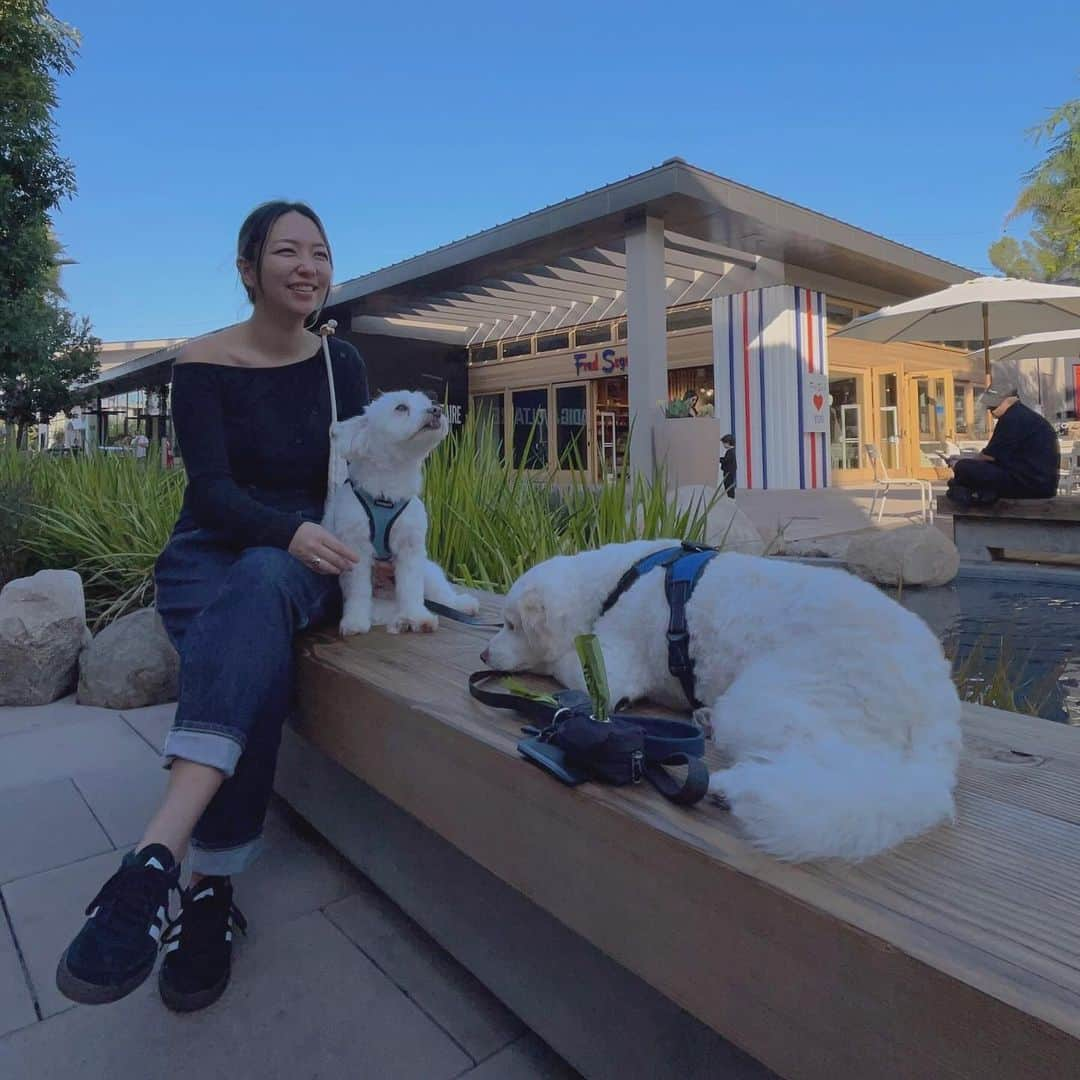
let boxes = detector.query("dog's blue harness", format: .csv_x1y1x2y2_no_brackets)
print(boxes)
346,478,410,562
600,543,719,709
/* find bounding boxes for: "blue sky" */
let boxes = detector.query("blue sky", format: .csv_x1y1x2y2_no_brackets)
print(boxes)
51,0,1080,343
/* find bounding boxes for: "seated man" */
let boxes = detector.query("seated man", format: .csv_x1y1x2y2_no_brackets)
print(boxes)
945,385,1060,506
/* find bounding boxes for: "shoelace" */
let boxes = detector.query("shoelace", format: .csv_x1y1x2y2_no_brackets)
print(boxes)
85,864,176,934
160,888,248,955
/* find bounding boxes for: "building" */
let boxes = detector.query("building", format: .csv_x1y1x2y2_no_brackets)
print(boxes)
84,159,1003,487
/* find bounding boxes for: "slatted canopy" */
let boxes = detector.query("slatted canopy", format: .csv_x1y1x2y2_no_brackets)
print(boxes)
350,231,757,346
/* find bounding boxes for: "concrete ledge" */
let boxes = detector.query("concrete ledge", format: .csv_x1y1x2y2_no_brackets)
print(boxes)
951,497,1080,561
275,725,774,1080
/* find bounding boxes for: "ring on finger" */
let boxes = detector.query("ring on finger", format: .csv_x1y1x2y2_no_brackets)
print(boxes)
310,556,323,570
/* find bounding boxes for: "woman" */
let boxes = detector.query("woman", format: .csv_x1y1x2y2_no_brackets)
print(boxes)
56,201,378,1013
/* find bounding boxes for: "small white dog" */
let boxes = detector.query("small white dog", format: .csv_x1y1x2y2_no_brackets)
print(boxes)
324,390,479,636
482,539,962,861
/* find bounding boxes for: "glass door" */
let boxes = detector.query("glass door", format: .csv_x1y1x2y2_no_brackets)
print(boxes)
827,370,872,482
552,381,590,481
905,370,955,479
510,387,549,471
871,368,903,473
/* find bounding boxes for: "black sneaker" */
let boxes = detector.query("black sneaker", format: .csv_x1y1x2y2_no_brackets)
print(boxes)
158,876,247,1013
55,843,179,1005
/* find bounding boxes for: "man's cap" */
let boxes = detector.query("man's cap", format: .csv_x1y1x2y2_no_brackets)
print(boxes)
977,385,1019,410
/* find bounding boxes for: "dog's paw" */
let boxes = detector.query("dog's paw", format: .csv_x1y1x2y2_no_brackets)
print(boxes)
339,613,372,637
454,593,480,616
387,612,438,634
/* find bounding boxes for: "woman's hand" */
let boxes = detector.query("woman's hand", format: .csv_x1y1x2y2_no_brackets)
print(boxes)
288,521,359,575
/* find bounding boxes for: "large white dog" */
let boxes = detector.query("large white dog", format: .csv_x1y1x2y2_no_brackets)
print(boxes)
482,539,962,861
324,390,479,636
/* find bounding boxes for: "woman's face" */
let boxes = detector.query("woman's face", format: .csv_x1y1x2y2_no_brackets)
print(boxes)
241,210,332,319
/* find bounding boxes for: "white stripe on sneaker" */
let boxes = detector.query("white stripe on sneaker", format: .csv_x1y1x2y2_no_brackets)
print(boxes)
192,887,215,903
146,857,164,871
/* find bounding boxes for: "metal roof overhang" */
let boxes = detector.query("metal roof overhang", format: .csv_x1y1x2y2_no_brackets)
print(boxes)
84,158,973,394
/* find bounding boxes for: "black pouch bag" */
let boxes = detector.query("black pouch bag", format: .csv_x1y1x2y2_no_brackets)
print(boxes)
468,672,709,807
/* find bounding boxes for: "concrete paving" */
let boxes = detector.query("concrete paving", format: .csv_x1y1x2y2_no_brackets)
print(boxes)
0,695,579,1078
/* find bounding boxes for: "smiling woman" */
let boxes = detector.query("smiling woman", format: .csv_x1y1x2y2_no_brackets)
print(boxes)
56,200,373,1017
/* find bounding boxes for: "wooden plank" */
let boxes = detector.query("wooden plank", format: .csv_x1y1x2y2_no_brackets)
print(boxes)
950,497,1080,523
293,598,1080,1080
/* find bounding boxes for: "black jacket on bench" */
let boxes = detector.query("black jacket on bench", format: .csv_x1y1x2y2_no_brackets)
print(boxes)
983,401,1059,497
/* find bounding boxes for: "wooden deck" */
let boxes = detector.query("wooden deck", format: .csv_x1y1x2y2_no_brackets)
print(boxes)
292,592,1080,1080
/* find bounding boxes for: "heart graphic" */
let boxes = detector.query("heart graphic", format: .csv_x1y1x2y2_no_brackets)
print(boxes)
812,393,824,411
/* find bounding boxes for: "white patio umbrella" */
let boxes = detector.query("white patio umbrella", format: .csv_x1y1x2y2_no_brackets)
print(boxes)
964,327,1080,366
833,276,1080,376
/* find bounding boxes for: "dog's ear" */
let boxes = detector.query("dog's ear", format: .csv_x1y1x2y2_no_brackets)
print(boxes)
334,415,369,460
517,584,567,659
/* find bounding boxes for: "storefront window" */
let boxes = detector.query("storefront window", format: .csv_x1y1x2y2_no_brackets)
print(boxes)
472,393,505,461
829,374,863,471
537,332,570,353
666,305,711,332
877,372,900,470
915,376,948,465
954,383,969,434
555,385,587,469
667,365,715,414
502,338,532,359
511,388,548,470
575,324,611,346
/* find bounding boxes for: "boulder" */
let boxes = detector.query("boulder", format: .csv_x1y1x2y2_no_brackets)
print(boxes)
674,486,766,555
0,570,90,706
844,525,960,588
77,607,179,709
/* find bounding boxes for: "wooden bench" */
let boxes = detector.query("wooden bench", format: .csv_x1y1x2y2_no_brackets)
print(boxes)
950,496,1080,562
278,593,1080,1080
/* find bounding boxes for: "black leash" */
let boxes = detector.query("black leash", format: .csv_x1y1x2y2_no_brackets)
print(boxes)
468,670,710,807
425,599,504,629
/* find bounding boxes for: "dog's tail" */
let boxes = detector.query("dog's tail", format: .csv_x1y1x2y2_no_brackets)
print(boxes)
709,736,958,861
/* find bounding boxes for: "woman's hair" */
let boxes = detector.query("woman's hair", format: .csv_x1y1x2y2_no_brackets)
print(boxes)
236,201,333,310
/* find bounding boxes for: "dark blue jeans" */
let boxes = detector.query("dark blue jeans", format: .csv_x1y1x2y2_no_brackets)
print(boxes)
153,516,340,875
948,458,1042,501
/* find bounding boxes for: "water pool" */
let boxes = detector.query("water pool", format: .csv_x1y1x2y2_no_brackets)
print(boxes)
891,565,1080,724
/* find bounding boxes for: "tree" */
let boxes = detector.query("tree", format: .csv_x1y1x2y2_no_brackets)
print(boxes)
989,96,1080,283
0,1,99,442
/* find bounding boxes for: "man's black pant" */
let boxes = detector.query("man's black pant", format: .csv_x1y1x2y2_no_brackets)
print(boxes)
948,458,1045,502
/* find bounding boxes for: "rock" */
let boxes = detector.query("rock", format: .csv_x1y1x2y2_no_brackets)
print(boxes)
0,570,91,706
844,525,960,587
77,607,179,709
674,486,766,555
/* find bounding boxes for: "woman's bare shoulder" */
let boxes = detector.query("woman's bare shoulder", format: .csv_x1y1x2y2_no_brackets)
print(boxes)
175,329,243,367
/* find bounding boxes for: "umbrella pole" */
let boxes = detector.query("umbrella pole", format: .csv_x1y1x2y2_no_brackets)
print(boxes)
982,302,991,380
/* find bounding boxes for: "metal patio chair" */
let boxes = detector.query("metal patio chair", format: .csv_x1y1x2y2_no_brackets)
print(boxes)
865,444,935,525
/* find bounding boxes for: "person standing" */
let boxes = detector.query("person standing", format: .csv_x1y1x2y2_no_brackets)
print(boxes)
720,433,737,498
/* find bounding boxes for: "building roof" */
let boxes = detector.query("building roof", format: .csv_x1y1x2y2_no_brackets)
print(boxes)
82,158,973,396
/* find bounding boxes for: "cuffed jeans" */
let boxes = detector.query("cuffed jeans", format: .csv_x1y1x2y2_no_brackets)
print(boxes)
153,516,340,875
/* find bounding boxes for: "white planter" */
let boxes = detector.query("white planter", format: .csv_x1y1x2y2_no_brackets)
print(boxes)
652,416,726,489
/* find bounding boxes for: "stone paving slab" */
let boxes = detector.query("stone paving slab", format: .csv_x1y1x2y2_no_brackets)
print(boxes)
0,911,35,1038
463,1033,582,1078
0,910,473,1080
2,848,122,1019
0,779,112,884
71,763,169,850
0,696,120,740
326,885,525,1062
117,702,175,753
0,714,158,794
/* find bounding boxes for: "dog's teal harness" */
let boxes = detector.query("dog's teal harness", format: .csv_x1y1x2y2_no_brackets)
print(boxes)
600,543,719,709
346,478,410,562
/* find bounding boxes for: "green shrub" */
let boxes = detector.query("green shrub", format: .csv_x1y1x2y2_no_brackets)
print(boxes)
22,449,184,627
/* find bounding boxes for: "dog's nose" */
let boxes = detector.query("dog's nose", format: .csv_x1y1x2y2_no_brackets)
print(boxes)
480,648,490,665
